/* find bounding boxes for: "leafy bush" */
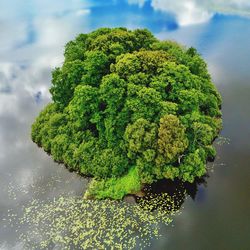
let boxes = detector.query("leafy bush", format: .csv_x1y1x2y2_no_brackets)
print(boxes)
31,27,222,199
84,167,141,200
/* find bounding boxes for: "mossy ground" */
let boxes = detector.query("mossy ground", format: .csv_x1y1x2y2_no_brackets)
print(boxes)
84,167,141,200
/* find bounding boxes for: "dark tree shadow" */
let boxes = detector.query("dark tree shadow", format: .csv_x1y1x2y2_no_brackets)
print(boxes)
134,176,208,212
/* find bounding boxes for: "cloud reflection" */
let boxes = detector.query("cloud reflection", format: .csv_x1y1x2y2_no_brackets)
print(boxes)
0,0,250,248
0,5,92,235
129,0,250,25
0,0,92,117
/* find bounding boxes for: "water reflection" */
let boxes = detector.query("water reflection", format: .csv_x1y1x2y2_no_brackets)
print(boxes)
136,177,207,212
3,191,177,249
1,0,250,249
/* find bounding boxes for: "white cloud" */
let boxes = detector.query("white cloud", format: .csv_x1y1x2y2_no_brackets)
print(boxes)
151,0,212,26
129,0,250,26
75,9,91,16
0,62,51,117
0,1,92,124
0,20,28,52
0,0,91,64
0,2,92,174
33,15,84,48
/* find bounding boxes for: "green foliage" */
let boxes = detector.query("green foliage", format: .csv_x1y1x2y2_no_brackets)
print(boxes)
50,60,85,107
84,167,141,200
156,115,188,165
31,27,222,199
179,148,207,182
125,118,157,156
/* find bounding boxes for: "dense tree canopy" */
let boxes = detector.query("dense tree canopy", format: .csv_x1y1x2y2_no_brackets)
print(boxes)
31,27,222,199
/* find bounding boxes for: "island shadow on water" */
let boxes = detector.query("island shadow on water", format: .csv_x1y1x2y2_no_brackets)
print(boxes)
126,176,207,212
126,140,223,212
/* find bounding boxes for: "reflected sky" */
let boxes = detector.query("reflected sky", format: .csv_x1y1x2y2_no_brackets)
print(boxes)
1,1,250,249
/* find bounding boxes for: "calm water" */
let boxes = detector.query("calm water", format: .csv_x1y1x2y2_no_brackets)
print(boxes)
0,1,250,249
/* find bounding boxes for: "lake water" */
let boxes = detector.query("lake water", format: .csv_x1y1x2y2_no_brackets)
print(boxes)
0,1,250,249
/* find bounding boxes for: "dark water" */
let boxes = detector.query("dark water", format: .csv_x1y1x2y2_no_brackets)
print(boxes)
1,1,250,249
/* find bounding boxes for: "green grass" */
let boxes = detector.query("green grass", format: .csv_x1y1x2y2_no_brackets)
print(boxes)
84,167,141,200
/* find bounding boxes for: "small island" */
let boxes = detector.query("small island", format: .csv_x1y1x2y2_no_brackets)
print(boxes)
31,27,222,200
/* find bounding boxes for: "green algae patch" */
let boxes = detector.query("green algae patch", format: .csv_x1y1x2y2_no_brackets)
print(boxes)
84,167,141,200
4,178,191,249
15,193,182,249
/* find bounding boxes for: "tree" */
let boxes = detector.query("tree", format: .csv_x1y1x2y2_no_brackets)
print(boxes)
156,114,188,165
31,27,222,199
